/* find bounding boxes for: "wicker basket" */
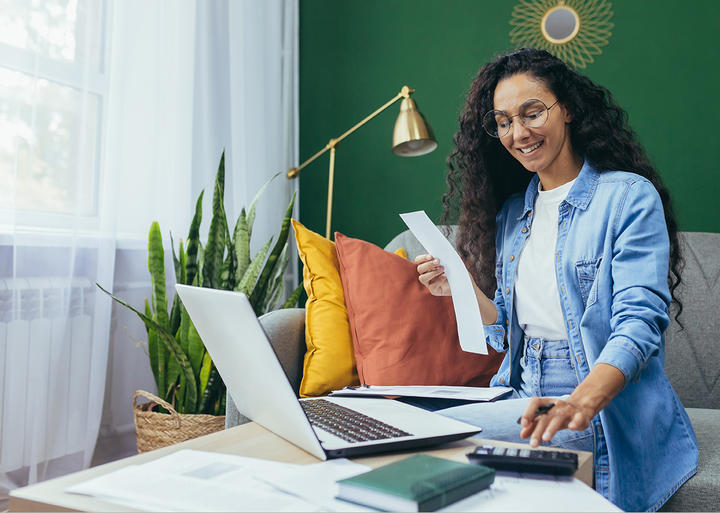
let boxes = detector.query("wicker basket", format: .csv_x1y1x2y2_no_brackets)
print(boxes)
132,390,226,453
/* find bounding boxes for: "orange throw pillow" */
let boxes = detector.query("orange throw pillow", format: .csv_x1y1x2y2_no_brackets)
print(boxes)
335,232,504,386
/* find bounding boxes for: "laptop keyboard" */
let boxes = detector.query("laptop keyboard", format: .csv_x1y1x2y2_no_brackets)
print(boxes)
300,399,413,443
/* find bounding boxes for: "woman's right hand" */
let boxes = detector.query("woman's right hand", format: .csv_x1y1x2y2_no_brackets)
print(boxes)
415,254,451,296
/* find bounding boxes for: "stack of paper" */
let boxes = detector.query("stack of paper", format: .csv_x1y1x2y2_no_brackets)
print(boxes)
330,385,513,402
67,450,373,512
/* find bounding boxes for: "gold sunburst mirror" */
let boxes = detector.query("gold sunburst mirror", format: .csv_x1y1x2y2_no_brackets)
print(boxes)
510,0,614,68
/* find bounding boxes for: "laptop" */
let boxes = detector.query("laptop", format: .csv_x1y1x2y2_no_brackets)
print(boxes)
175,284,481,460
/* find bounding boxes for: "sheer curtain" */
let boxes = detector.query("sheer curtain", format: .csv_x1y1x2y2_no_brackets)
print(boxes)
0,0,298,505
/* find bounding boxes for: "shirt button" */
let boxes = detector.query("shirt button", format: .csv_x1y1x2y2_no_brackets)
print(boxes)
500,378,505,384
505,319,509,326
505,288,510,294
521,228,528,233
509,255,515,261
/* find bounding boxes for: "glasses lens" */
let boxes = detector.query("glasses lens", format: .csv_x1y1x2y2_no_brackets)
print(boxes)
520,99,549,128
483,110,510,138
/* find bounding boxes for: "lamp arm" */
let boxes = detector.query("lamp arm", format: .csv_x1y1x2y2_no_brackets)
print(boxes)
286,86,414,179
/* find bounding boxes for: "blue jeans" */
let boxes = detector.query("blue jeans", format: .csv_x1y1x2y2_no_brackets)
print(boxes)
435,339,595,453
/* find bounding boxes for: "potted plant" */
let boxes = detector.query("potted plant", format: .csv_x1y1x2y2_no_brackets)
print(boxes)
99,151,301,452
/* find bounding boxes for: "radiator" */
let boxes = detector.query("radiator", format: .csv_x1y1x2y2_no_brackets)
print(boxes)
0,277,94,474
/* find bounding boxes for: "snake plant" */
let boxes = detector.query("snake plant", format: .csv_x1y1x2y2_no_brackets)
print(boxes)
99,151,302,415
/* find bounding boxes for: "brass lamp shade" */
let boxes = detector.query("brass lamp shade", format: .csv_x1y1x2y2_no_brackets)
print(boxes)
392,97,437,156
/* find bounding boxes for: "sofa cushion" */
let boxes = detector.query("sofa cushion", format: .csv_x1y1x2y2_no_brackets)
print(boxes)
335,233,504,386
659,408,720,512
292,220,408,397
292,219,359,397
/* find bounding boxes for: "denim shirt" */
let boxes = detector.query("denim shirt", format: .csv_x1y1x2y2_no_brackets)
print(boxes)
485,161,698,512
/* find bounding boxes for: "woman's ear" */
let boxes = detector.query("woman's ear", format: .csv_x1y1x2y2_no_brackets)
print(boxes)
563,105,573,123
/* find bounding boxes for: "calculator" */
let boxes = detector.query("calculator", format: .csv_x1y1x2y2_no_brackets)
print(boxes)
467,445,578,475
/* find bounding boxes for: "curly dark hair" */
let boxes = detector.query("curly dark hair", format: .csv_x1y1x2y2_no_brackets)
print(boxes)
443,48,683,321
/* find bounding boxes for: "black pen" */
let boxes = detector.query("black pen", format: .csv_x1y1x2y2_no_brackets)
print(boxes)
516,402,556,424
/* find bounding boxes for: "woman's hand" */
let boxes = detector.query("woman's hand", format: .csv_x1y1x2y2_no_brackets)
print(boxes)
518,397,595,448
415,254,450,296
518,364,625,447
415,253,499,325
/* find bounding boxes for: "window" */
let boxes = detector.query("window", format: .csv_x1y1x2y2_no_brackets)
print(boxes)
0,0,108,222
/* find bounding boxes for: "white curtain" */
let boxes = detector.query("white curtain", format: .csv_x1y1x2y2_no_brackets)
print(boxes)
0,0,299,505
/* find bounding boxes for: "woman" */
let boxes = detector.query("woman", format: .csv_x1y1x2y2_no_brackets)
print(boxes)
416,48,697,512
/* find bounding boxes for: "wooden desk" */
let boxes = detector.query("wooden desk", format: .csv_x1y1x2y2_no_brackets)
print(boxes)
10,422,593,512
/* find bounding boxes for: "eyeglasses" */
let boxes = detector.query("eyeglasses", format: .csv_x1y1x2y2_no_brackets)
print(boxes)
482,98,559,138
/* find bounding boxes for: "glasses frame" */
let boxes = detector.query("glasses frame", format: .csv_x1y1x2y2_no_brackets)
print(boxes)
482,98,560,138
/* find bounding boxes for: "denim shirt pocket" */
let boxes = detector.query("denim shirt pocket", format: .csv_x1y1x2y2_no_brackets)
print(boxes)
575,258,601,308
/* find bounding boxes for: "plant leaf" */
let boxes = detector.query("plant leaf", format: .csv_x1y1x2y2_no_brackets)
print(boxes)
233,209,250,286
169,231,180,283
199,352,212,397
198,365,222,414
179,239,187,285
264,242,288,309
248,192,296,313
148,222,169,394
203,151,228,289
145,299,160,389
281,283,303,309
247,172,280,239
148,222,170,330
268,280,283,311
97,283,198,412
169,293,182,337
235,238,272,294
187,319,205,379
186,190,204,287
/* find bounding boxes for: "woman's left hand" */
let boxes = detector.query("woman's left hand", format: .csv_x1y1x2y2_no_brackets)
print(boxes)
518,397,595,448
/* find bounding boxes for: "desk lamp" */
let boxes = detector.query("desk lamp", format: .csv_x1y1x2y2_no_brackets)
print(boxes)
286,85,437,239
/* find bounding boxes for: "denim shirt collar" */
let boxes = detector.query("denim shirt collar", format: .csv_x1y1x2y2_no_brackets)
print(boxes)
516,160,600,220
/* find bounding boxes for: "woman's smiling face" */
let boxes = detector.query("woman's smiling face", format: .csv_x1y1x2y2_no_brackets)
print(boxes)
492,72,575,175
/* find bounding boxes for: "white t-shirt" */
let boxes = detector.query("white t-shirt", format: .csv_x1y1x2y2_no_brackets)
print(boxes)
514,178,576,341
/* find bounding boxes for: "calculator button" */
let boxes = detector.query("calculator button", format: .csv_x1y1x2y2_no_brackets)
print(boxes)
505,448,518,457
519,449,531,457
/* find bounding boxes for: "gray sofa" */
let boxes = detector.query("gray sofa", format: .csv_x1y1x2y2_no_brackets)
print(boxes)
227,230,719,512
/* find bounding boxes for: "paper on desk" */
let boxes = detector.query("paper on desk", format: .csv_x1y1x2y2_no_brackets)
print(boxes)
330,385,513,402
442,474,621,512
68,450,317,511
67,450,372,512
400,210,488,354
255,458,374,512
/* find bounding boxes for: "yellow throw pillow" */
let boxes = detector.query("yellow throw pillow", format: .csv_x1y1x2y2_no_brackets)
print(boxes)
292,219,407,397
293,219,358,396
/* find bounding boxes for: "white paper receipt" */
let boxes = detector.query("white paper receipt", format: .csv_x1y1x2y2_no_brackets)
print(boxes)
400,210,488,354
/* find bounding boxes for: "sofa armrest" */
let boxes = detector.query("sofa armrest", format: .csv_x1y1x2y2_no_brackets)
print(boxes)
225,308,306,429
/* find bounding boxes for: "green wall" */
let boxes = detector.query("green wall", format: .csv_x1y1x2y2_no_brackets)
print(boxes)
299,0,720,246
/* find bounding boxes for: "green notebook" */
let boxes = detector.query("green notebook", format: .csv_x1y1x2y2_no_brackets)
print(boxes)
336,454,495,512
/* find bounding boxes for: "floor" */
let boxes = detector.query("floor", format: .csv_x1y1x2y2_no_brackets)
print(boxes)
91,430,138,467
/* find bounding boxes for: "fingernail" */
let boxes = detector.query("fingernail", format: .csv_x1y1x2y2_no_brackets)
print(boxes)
542,432,551,441
530,438,538,447
434,259,439,264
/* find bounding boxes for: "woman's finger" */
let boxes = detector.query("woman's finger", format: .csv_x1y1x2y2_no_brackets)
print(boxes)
518,397,544,428
418,268,445,286
568,410,590,431
417,259,442,275
414,253,433,263
529,413,553,448
541,413,567,442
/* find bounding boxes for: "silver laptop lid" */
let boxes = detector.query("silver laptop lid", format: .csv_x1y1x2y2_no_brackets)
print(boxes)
175,285,326,460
